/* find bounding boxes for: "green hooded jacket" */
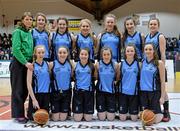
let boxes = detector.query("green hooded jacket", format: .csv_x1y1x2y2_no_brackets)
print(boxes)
12,26,33,65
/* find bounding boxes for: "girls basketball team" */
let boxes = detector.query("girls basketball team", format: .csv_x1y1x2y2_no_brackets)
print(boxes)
10,12,170,124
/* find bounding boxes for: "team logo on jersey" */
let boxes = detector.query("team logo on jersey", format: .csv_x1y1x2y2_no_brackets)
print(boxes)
55,68,60,72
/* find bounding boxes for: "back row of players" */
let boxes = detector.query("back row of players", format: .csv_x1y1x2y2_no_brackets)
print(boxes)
11,12,170,124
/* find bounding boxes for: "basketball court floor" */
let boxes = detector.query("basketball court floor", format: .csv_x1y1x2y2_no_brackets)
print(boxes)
0,78,180,131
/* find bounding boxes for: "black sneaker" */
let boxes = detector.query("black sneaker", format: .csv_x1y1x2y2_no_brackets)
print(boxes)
14,117,28,124
162,111,171,122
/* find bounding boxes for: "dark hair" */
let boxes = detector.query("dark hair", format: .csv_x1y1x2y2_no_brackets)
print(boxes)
56,17,69,33
57,46,73,68
103,14,121,37
79,48,94,74
144,43,159,66
122,17,136,46
20,12,33,29
100,47,115,71
100,46,113,61
124,43,138,60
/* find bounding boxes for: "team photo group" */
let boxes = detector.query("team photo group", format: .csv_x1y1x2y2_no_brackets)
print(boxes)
9,11,171,125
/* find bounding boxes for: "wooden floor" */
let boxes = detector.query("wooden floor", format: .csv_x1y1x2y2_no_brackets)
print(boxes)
0,77,180,96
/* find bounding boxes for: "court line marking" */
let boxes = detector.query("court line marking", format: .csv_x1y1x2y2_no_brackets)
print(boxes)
0,109,11,116
0,101,28,117
0,97,180,117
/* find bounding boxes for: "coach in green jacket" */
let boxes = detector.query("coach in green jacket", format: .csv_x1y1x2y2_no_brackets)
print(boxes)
10,12,33,124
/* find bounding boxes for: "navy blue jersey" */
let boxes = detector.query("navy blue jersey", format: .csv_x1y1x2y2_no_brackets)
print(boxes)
52,60,72,91
140,59,160,91
100,32,121,62
119,60,140,95
32,28,50,59
124,32,143,59
74,62,93,91
52,32,72,59
76,33,94,61
33,61,50,93
98,60,116,93
145,32,161,58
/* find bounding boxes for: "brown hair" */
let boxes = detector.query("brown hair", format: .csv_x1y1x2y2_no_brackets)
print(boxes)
144,43,159,66
79,48,94,73
103,14,121,37
56,17,69,33
148,17,160,28
124,43,138,60
20,12,33,29
122,17,136,46
57,46,72,68
100,46,112,61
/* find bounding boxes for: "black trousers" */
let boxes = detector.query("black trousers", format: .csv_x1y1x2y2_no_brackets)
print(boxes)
10,57,28,118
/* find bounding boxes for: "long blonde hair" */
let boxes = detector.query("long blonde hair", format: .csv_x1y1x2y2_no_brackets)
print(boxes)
79,18,96,42
35,12,47,27
34,12,50,34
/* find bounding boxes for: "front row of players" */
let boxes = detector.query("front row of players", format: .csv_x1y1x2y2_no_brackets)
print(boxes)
27,43,165,125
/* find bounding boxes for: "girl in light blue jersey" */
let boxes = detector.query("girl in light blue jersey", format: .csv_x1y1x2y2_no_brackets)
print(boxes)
32,13,51,61
72,48,95,121
122,17,144,60
51,17,75,60
49,46,73,121
75,19,97,62
140,43,165,124
117,44,140,121
97,14,121,62
95,47,118,121
27,45,51,121
146,18,170,122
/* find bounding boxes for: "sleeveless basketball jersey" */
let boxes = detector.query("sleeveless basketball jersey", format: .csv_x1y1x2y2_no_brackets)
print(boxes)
32,28,50,59
140,59,160,91
52,60,72,91
75,62,92,91
100,32,121,62
52,32,72,59
98,60,115,93
124,32,143,59
145,32,161,58
33,61,50,93
119,60,140,95
76,33,94,61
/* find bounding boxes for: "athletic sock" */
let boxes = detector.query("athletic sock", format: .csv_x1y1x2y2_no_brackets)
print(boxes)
163,101,169,111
